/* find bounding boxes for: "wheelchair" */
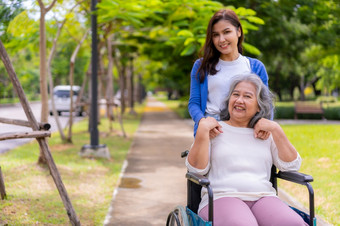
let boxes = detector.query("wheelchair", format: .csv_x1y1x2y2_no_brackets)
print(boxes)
166,150,316,226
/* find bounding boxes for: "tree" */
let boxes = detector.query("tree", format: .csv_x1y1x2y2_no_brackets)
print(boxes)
97,0,265,99
221,0,340,100
37,0,57,164
47,1,85,142
67,29,89,142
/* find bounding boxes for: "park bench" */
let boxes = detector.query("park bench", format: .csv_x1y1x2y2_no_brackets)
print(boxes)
294,101,325,119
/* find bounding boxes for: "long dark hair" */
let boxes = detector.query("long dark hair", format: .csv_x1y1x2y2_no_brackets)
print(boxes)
197,9,244,83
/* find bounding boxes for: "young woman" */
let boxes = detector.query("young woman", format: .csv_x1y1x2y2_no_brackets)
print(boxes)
188,9,269,137
186,74,307,226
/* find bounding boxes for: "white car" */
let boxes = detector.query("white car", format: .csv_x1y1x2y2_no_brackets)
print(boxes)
49,85,85,116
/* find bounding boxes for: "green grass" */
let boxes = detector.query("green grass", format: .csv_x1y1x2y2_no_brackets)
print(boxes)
155,94,190,119
0,106,143,225
279,124,340,225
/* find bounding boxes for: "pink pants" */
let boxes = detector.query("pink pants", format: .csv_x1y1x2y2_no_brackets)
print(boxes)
199,196,308,226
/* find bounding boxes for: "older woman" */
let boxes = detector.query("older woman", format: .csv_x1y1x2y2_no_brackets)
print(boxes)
186,74,307,226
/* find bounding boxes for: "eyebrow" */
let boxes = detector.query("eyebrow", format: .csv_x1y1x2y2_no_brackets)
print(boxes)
232,90,255,96
212,28,231,34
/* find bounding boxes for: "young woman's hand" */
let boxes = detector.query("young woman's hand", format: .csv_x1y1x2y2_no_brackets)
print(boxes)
199,117,223,139
253,118,277,140
254,118,298,162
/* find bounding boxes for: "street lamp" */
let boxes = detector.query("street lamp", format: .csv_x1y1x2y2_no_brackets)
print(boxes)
80,0,109,159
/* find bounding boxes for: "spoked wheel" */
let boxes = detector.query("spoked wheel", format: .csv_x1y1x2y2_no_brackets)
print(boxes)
166,206,189,226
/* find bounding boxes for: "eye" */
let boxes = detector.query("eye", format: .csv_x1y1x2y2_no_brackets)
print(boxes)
212,33,219,37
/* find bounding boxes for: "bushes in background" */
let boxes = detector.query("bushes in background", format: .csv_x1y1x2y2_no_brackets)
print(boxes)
274,101,340,120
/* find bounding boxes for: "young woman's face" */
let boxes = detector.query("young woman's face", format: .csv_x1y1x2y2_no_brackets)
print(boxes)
228,81,259,127
212,19,241,61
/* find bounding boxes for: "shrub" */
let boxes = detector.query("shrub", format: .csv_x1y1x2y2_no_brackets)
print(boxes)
324,105,340,120
274,101,340,120
316,96,338,103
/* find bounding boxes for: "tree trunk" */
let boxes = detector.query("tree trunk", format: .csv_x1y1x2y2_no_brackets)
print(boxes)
37,0,58,165
48,20,67,141
106,34,115,131
112,48,126,137
38,9,48,165
0,166,7,200
137,74,144,104
299,75,306,101
67,29,89,142
128,57,136,115
47,1,82,142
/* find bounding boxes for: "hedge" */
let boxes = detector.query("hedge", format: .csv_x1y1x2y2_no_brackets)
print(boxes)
274,102,340,120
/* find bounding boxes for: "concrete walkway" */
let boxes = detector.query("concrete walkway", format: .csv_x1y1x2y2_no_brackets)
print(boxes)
104,97,194,225
104,97,331,226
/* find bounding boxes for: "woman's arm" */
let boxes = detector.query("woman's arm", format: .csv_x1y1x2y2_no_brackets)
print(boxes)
254,118,298,162
187,117,220,169
188,60,205,124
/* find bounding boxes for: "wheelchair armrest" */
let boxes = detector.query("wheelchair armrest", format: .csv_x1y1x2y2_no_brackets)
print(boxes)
186,171,214,222
186,172,210,187
276,171,315,225
276,171,313,185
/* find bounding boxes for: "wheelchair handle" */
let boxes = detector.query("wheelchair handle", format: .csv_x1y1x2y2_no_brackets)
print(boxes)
181,150,189,158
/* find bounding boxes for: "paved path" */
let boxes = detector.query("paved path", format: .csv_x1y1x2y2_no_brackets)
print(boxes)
104,97,194,225
104,97,332,226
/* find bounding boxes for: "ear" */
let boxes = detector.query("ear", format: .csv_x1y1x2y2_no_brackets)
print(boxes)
237,27,241,38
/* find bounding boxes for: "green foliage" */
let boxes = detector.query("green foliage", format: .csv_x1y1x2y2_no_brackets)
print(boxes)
0,0,24,42
316,95,338,103
273,102,296,119
221,0,340,101
274,101,340,120
96,0,265,96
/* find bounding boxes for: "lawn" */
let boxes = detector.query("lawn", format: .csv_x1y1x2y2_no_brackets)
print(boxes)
0,106,143,225
279,124,340,225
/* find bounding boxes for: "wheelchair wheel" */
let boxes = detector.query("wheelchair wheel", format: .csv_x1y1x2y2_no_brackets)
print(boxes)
166,205,189,226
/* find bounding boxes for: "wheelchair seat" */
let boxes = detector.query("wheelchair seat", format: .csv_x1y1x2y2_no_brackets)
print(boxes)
166,150,316,226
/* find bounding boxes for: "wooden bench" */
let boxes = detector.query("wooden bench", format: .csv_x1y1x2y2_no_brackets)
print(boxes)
294,101,325,119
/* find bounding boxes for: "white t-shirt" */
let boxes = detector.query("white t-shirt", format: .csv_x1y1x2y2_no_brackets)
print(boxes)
186,121,302,213
206,55,251,116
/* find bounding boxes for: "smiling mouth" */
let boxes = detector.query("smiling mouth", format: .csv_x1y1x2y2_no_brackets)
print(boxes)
234,106,245,111
220,43,230,48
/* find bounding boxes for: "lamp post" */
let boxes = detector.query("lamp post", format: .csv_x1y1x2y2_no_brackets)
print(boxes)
80,0,109,159
90,0,99,146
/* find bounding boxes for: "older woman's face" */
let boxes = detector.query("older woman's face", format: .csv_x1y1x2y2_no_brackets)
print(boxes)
228,81,259,127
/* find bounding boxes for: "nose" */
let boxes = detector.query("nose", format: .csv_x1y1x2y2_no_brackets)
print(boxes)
219,34,225,42
235,96,244,103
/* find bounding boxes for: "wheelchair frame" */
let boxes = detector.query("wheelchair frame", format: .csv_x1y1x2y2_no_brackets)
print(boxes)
167,151,316,226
